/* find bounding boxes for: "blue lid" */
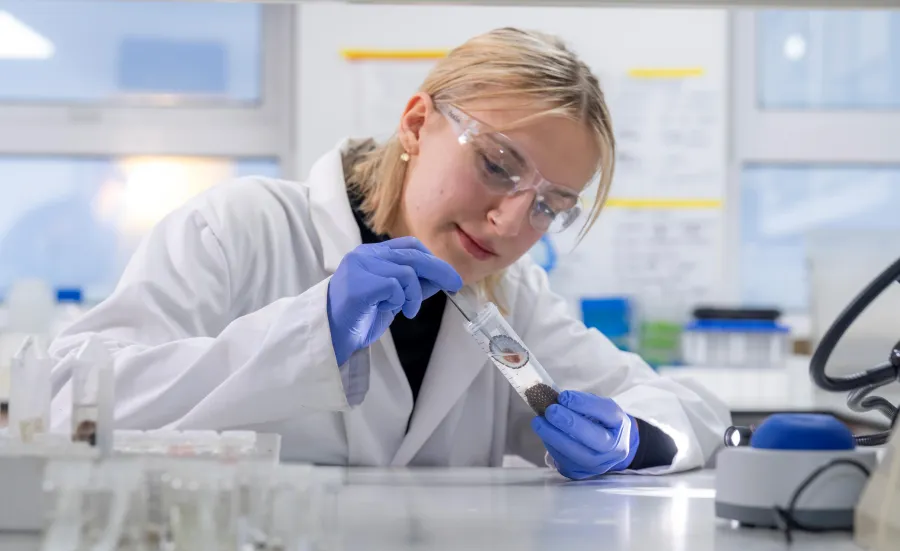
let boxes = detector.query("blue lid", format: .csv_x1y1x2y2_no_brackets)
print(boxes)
751,413,855,451
581,297,630,315
685,319,790,334
56,288,83,303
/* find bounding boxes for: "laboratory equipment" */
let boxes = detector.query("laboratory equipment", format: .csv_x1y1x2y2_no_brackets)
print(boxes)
69,339,115,455
715,414,877,535
43,459,147,551
636,286,686,368
0,279,56,404
446,291,560,416
716,253,900,545
8,336,52,442
681,307,789,368
50,288,86,339
0,439,98,532
580,297,634,352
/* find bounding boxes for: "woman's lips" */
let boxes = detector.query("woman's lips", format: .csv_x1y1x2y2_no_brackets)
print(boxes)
455,225,497,261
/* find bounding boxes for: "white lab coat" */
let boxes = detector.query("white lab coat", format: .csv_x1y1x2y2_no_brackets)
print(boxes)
49,139,730,473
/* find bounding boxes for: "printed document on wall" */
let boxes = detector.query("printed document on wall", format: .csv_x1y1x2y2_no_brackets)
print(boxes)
548,67,726,313
608,70,724,201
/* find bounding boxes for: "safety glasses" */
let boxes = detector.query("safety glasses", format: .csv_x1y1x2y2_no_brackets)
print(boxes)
438,103,590,234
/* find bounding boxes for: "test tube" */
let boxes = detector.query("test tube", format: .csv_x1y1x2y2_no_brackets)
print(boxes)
9,336,52,442
465,302,560,416
70,340,114,456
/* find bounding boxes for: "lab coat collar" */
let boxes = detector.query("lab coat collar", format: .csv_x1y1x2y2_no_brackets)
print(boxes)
307,138,363,273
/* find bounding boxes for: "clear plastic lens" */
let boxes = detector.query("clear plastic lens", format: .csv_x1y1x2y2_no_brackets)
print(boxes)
466,130,581,234
542,203,581,233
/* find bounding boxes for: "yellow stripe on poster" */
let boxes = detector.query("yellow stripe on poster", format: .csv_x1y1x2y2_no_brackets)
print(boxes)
340,49,449,61
627,67,705,79
605,198,722,209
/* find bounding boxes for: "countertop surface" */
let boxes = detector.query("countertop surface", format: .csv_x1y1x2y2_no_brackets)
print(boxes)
0,466,867,550
310,466,863,551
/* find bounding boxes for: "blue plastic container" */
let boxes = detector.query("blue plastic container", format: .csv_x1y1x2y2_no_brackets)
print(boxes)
581,297,633,352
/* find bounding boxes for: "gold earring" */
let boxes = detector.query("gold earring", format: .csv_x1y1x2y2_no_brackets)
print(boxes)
400,152,410,162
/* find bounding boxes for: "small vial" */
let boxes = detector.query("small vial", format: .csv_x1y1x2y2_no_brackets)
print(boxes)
465,302,561,416
70,339,114,456
9,335,52,443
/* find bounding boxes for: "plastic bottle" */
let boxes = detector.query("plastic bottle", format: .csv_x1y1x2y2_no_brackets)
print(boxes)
637,285,687,368
51,288,85,339
0,279,56,406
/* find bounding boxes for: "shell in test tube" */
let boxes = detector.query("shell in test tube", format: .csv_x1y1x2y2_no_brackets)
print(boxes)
465,302,560,416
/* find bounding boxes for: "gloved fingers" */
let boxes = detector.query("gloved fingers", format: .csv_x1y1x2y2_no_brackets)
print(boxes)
544,404,614,452
558,390,626,430
367,275,407,314
381,249,463,295
363,257,423,318
543,442,592,481
531,416,611,470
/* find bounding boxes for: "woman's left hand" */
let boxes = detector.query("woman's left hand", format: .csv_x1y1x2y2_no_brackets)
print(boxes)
531,390,639,480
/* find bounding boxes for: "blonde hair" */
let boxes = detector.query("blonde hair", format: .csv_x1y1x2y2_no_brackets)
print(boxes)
347,27,616,308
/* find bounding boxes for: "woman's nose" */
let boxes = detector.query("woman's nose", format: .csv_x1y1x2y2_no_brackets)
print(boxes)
487,192,533,237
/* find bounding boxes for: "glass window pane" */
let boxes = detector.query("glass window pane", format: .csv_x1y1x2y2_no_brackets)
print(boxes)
740,165,900,312
0,0,261,104
0,156,279,301
757,10,900,109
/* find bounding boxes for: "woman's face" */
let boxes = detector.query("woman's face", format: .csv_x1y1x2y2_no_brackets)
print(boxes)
395,94,600,285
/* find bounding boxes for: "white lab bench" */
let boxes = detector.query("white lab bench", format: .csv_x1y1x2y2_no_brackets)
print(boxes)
0,466,864,551
312,466,861,551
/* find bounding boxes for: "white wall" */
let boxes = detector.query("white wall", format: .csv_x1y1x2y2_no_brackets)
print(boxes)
296,2,727,174
295,2,729,316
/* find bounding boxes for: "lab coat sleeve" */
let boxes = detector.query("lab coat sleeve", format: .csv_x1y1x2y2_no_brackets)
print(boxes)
505,258,732,474
48,203,366,432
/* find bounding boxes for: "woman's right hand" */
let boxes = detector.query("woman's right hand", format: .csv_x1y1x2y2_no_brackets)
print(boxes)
326,236,463,365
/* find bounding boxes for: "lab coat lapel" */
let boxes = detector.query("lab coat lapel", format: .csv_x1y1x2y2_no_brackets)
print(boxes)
342,333,413,466
307,139,360,274
391,303,487,466
306,139,414,465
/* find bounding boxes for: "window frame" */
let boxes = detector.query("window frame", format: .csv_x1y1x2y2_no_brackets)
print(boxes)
733,9,900,164
0,3,295,171
728,8,900,315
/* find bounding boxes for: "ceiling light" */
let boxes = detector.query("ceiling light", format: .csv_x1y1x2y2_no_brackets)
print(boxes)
783,34,807,61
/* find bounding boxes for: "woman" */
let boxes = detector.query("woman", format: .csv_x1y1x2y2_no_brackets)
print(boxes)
49,28,730,479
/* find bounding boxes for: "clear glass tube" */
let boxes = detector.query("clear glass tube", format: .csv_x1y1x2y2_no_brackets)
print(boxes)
69,339,114,455
465,302,560,416
9,335,52,442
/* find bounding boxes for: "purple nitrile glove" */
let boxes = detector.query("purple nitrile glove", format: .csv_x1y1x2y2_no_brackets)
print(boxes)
327,236,462,366
531,390,639,480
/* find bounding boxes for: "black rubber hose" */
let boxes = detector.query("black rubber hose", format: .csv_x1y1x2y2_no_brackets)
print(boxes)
847,381,899,421
809,256,900,392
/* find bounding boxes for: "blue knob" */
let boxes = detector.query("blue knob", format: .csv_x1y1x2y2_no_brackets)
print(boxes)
750,413,855,451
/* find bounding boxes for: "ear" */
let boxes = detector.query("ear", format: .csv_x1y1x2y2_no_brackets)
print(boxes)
398,92,436,157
